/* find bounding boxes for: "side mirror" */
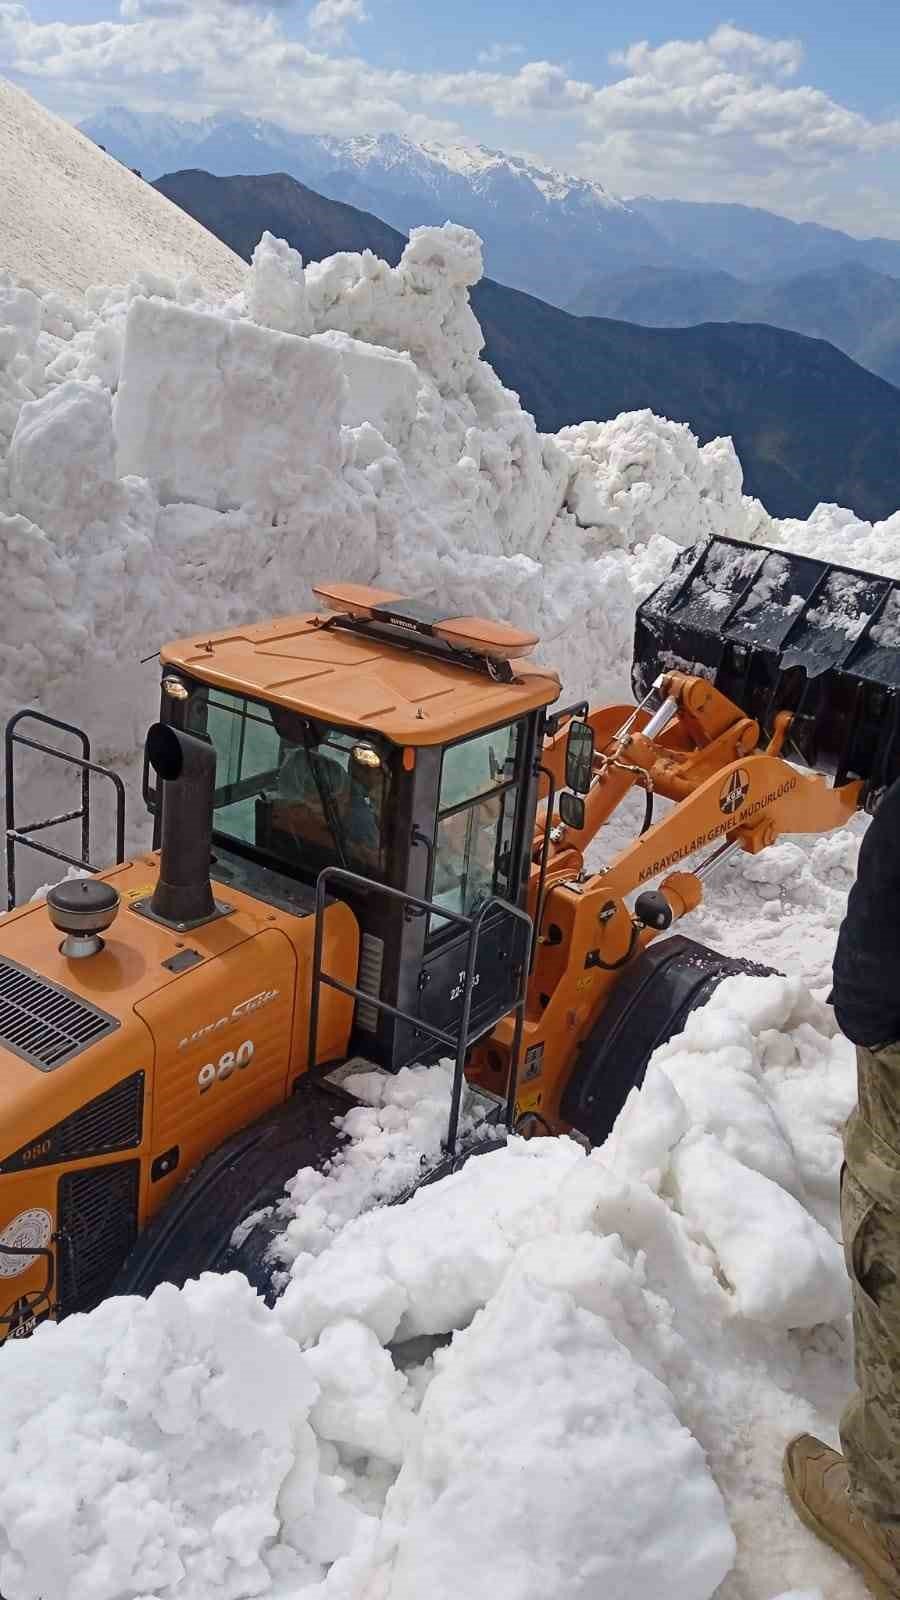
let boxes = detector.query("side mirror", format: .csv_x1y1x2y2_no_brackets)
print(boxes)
565,719,595,794
558,791,586,830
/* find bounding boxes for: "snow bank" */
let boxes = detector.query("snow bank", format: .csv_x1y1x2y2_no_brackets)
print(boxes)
0,1273,344,1600
0,978,859,1599
559,410,771,551
767,501,900,579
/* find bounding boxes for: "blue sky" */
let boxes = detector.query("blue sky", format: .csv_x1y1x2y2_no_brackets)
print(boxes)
4,0,900,236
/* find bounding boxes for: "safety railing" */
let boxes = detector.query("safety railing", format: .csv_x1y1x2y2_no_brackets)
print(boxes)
5,711,126,910
309,866,532,1156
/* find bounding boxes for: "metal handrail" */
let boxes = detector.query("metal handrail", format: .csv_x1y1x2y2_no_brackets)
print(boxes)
5,711,126,910
530,764,556,971
309,866,532,1155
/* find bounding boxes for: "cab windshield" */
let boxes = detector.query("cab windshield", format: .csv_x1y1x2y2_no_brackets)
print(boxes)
186,685,391,879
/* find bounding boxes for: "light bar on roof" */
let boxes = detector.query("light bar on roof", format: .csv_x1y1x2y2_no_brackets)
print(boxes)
312,582,539,663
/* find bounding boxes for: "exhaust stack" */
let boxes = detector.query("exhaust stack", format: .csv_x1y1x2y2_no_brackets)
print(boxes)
140,724,227,930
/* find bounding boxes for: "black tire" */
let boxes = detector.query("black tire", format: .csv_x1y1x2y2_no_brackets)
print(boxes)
112,1077,352,1303
560,934,777,1147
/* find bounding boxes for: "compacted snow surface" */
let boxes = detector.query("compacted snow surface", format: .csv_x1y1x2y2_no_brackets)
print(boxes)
3,128,900,1597
0,79,245,301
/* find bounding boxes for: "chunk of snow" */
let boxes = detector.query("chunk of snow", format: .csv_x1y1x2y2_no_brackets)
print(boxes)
114,297,345,516
383,1252,735,1600
312,328,420,445
10,380,120,538
671,1133,848,1328
247,230,312,337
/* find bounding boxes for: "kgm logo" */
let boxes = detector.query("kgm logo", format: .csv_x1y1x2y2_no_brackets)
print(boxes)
178,989,279,1051
719,768,750,816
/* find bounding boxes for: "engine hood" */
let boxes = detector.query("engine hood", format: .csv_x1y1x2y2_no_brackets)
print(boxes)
0,854,263,1159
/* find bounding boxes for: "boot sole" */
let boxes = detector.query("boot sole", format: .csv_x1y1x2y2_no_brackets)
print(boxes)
783,1455,900,1600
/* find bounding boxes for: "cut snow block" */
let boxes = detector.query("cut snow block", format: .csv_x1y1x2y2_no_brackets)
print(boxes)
9,379,118,536
312,330,420,446
115,297,345,517
671,1134,849,1329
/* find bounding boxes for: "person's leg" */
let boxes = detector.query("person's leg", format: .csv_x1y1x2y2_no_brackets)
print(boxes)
840,1044,900,1529
840,1169,900,1527
784,1045,900,1596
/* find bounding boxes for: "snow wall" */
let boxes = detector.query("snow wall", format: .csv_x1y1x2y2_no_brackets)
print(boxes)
2,222,899,1600
0,224,781,898
4,223,899,902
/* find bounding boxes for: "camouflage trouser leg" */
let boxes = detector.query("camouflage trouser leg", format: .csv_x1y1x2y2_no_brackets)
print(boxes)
840,1044,900,1528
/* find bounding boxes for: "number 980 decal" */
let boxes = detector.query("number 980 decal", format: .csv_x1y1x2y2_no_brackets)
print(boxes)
198,1040,255,1093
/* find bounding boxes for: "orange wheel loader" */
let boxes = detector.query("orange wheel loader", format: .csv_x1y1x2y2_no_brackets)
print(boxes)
0,535,896,1343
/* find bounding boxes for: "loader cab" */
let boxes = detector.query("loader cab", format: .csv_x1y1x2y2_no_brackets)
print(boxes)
155,586,560,1072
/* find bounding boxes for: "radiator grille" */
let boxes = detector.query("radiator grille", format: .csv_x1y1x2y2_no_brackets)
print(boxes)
356,933,385,1033
0,958,118,1072
56,1073,144,1162
57,1161,139,1315
0,1073,144,1174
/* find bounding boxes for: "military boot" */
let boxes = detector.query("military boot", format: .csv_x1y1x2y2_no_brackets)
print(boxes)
784,1434,900,1600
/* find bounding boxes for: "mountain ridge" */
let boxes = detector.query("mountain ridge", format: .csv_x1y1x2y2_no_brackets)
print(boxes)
85,106,900,309
570,261,900,388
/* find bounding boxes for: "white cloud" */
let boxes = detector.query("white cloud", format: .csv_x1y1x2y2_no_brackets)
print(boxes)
571,23,900,209
1,7,899,233
119,0,189,17
121,0,296,12
610,25,804,85
307,0,368,46
476,42,524,66
428,60,595,115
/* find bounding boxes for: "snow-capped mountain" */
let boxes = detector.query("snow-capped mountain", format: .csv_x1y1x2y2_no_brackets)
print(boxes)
80,109,672,302
81,107,900,308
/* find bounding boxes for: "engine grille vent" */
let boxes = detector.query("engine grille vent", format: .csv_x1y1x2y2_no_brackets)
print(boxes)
0,1072,144,1175
355,933,385,1033
0,957,119,1072
57,1161,140,1315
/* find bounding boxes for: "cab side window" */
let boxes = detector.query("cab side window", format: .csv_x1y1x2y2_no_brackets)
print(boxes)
430,723,522,934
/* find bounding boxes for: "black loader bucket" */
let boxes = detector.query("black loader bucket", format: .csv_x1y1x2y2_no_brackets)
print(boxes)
634,535,900,800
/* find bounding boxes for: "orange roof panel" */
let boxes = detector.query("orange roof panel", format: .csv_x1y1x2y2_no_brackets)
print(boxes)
161,607,561,745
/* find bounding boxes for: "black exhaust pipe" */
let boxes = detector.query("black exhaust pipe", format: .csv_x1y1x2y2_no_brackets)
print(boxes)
145,723,218,927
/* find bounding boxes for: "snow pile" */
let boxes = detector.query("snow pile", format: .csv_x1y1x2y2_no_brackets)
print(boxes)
0,977,861,1600
271,1062,497,1271
0,80,245,300
766,502,900,580
278,975,859,1599
0,1273,343,1600
683,830,865,991
559,410,771,551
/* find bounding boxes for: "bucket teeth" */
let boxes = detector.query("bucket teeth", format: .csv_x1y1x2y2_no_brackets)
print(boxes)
633,535,900,797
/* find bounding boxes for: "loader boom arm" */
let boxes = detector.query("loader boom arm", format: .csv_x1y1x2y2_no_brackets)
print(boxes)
474,670,862,1126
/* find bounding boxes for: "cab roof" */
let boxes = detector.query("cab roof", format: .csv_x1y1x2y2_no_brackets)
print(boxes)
160,589,561,746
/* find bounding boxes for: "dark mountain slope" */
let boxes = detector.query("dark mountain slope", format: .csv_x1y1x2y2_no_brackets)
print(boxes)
155,169,406,269
571,261,900,389
154,169,900,522
628,196,900,281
